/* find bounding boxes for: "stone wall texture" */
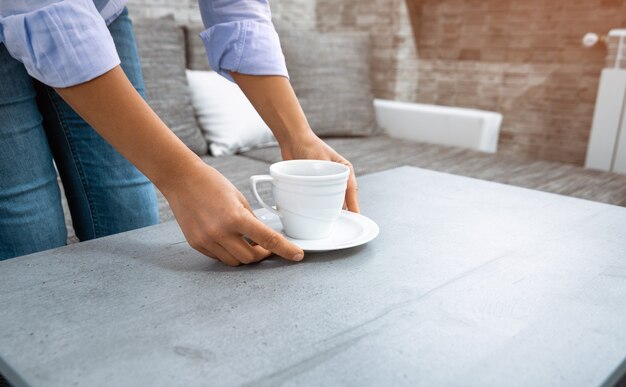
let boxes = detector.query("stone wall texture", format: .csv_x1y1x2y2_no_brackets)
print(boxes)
126,0,418,101
414,0,626,164
126,0,626,165
315,0,419,101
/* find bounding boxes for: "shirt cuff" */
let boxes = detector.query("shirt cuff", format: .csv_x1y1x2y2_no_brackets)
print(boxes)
1,0,120,88
199,18,288,82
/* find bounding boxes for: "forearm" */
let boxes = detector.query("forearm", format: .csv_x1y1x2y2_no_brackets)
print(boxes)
54,66,203,192
56,65,303,264
230,72,359,212
230,73,316,148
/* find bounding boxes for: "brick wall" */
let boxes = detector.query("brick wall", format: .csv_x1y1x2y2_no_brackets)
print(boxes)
413,0,626,164
128,0,315,27
127,0,626,164
126,0,316,26
126,0,201,22
316,0,419,101
127,0,418,101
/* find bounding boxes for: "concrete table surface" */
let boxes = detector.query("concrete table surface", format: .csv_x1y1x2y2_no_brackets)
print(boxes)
0,166,625,387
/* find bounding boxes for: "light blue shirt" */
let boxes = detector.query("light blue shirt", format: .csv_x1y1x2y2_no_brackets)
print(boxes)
0,0,287,87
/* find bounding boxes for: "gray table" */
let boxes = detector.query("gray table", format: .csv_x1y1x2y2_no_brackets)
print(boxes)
1,166,625,387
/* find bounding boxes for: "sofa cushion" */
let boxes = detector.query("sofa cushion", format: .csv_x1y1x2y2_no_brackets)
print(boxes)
240,137,626,207
133,16,208,155
186,70,277,156
280,31,381,137
184,23,212,71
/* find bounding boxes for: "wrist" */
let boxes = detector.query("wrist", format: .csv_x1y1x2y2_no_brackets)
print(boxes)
279,130,323,160
151,152,208,198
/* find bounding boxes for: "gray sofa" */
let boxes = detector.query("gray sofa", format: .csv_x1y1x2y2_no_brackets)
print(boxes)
57,18,626,242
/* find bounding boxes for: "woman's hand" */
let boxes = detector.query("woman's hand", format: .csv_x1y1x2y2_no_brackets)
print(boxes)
229,73,360,213
280,133,360,213
57,68,355,266
56,67,302,266
161,159,304,266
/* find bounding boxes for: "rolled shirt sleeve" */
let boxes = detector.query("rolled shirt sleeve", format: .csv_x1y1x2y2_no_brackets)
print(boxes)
198,0,288,82
0,0,121,88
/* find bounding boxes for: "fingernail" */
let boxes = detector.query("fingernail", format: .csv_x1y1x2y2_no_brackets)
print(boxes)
292,253,304,261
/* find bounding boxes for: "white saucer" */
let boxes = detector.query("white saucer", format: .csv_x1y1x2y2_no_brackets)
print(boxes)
253,208,379,252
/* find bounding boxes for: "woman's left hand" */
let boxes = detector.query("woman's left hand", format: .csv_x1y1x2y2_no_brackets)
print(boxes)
229,72,359,213
279,133,360,213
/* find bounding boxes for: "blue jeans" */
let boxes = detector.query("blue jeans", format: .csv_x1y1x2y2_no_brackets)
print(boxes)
0,8,158,260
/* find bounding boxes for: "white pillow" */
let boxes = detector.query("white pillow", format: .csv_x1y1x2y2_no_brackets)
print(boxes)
185,70,277,156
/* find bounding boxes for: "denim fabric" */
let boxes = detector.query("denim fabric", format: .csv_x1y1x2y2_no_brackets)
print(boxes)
0,8,158,261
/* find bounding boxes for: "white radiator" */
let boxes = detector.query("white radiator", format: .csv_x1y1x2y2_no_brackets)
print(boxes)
585,29,626,174
374,99,502,153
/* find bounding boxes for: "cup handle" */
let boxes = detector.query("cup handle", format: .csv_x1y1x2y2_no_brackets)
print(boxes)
249,175,282,218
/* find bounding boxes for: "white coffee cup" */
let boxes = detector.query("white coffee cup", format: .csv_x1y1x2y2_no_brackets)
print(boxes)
250,160,350,240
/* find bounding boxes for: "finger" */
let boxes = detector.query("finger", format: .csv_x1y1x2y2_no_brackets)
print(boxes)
194,245,219,261
246,243,272,262
200,242,241,267
345,172,360,213
221,236,271,264
240,195,255,214
239,213,304,262
239,202,261,247
240,197,265,233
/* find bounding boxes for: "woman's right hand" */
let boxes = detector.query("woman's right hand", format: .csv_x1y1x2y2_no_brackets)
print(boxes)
53,66,302,266
161,160,304,266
